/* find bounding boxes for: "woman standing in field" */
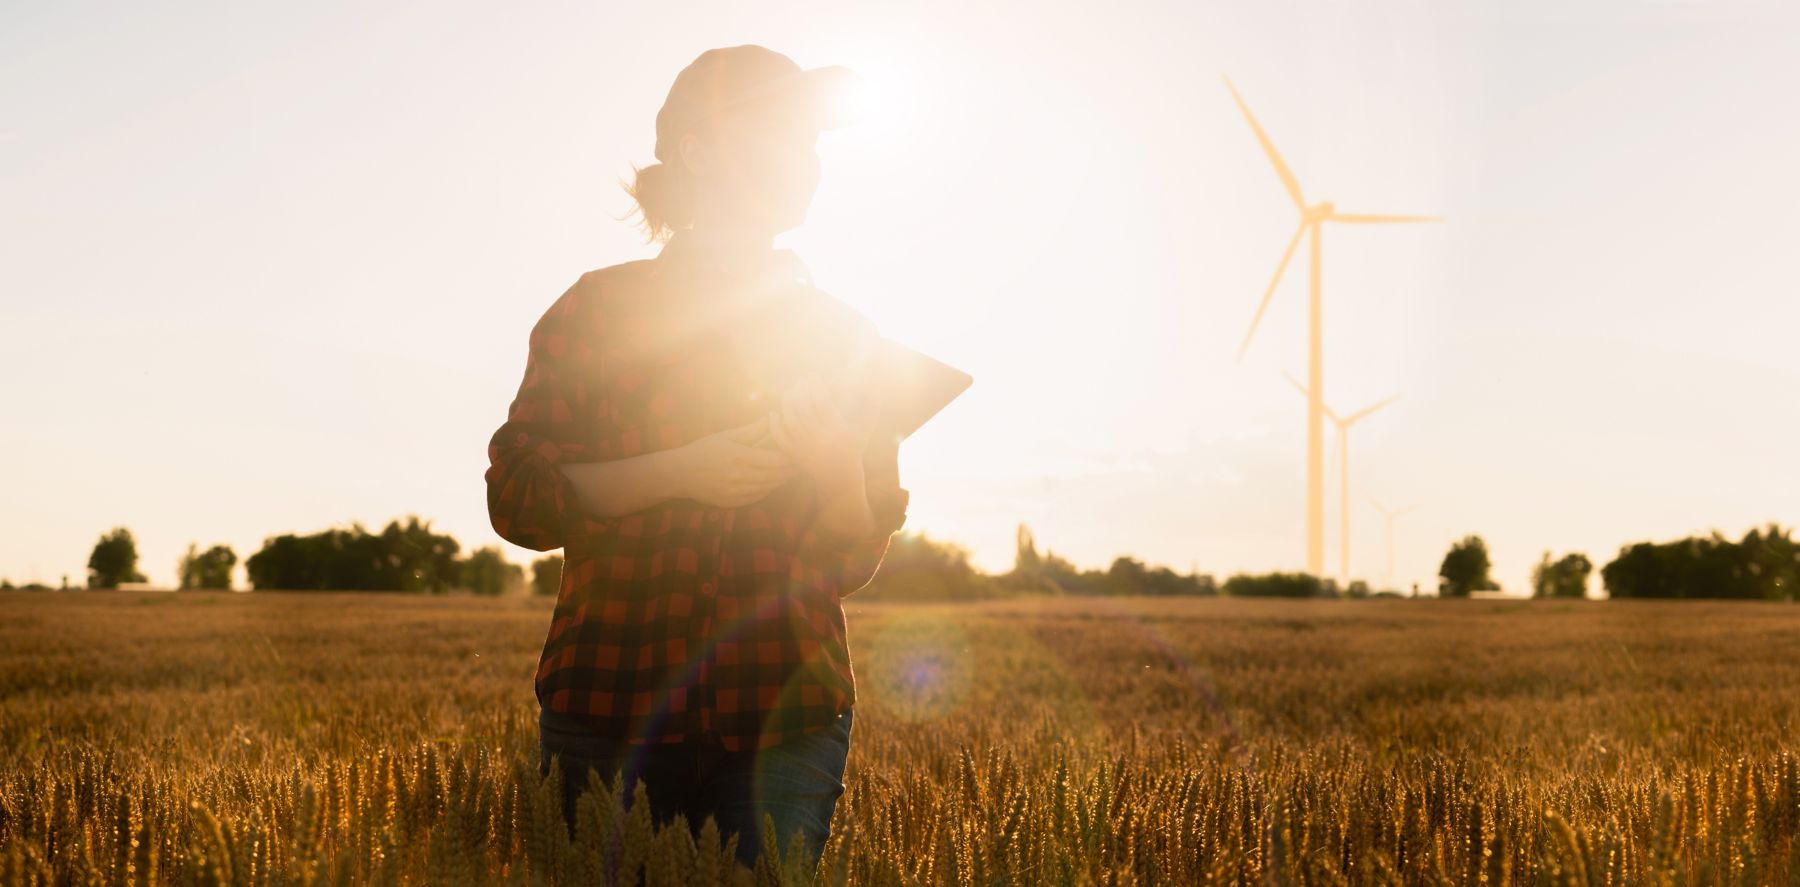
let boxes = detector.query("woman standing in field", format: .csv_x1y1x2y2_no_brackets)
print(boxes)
484,45,907,873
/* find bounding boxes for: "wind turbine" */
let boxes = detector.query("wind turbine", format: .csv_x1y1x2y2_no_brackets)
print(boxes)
1282,372,1399,585
1367,497,1420,589
1224,74,1442,577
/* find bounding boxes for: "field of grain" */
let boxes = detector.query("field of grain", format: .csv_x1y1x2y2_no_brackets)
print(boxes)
2,591,1797,885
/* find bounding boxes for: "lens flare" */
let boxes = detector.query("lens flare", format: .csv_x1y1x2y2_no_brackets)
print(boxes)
859,610,971,723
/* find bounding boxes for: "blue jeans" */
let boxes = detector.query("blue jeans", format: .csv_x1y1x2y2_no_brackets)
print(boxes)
536,706,853,873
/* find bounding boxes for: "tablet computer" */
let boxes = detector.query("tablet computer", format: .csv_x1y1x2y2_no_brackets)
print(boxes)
835,336,973,442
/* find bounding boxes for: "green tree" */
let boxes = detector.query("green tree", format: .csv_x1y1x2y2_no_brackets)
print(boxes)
87,527,147,589
865,531,996,601
1014,523,1040,574
1093,558,1216,596
1602,523,1796,600
1438,535,1499,597
1531,551,1591,599
1106,555,1150,595
177,543,238,590
531,554,563,597
1222,571,1325,598
245,516,461,592
461,546,523,597
379,516,462,593
1739,523,1798,601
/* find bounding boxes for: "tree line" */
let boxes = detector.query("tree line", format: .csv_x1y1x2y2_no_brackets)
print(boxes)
30,519,552,597
1433,523,1795,600
3,518,1793,602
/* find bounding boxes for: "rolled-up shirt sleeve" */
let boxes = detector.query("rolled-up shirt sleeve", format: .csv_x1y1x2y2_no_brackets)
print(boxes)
485,275,602,552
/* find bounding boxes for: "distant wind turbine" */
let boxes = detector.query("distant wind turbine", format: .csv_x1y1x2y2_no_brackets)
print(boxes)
1367,496,1420,589
1282,372,1399,585
1224,74,1442,577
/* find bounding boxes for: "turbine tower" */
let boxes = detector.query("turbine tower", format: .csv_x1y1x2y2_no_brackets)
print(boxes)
1283,372,1398,584
1367,497,1420,588
1224,74,1442,577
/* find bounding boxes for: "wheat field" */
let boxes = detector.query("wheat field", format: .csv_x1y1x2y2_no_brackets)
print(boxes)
1,591,1797,885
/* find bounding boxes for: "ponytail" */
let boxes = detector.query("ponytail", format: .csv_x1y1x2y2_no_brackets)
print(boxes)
623,161,694,244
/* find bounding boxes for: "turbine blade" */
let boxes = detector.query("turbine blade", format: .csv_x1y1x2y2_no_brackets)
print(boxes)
1342,393,1401,427
1236,223,1306,361
1367,495,1389,516
1222,75,1306,209
1395,505,1420,518
1328,212,1443,224
1283,372,1339,422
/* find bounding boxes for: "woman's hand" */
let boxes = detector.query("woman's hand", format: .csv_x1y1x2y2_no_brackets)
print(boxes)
768,373,875,483
673,415,804,508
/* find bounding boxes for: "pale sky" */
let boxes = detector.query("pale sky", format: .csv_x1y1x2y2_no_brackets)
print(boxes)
3,1,1797,595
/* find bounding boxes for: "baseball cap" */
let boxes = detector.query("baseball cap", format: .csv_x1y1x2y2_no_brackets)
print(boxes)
653,45,862,163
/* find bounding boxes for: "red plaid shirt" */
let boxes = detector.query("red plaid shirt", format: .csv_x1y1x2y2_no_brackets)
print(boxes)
486,233,908,751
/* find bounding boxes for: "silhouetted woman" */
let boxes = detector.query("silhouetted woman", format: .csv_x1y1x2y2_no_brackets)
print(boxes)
484,45,908,874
